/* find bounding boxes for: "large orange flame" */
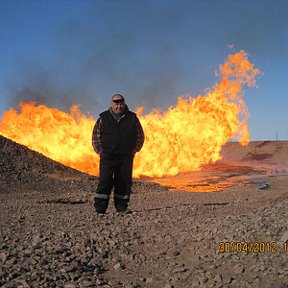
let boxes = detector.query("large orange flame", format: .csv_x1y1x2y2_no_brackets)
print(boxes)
0,51,260,178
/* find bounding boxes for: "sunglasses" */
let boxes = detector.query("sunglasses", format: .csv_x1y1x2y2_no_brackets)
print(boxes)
112,98,125,104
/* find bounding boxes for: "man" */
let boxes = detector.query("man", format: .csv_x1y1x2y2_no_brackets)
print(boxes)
92,94,144,214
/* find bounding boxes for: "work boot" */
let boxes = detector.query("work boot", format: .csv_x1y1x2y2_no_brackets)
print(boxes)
117,208,132,215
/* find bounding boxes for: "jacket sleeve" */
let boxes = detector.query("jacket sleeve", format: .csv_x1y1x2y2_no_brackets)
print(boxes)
133,118,145,153
92,117,103,154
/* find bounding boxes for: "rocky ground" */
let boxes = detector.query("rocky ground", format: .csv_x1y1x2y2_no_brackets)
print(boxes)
0,135,288,288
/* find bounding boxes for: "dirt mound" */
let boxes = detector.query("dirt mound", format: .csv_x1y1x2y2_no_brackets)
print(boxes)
1,136,288,287
0,135,88,177
0,135,94,194
221,140,288,164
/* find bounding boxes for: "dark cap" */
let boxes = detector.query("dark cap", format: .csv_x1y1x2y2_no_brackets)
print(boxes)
111,93,125,103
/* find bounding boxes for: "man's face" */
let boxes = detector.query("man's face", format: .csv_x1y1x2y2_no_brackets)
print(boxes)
111,96,125,115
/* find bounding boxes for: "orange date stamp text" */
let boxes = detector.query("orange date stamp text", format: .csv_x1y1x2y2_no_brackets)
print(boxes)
219,241,287,253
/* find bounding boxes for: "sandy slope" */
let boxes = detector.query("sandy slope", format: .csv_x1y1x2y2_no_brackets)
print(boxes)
221,140,288,168
0,136,288,288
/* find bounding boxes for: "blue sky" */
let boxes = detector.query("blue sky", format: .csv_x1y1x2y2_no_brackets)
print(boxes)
0,0,288,140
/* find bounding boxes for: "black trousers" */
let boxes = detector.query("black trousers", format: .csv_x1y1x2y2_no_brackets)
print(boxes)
94,152,134,213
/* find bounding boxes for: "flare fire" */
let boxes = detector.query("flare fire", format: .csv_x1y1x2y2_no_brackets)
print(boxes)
0,51,260,178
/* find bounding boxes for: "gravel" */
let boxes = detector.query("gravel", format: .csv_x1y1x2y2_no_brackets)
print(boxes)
0,135,288,287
